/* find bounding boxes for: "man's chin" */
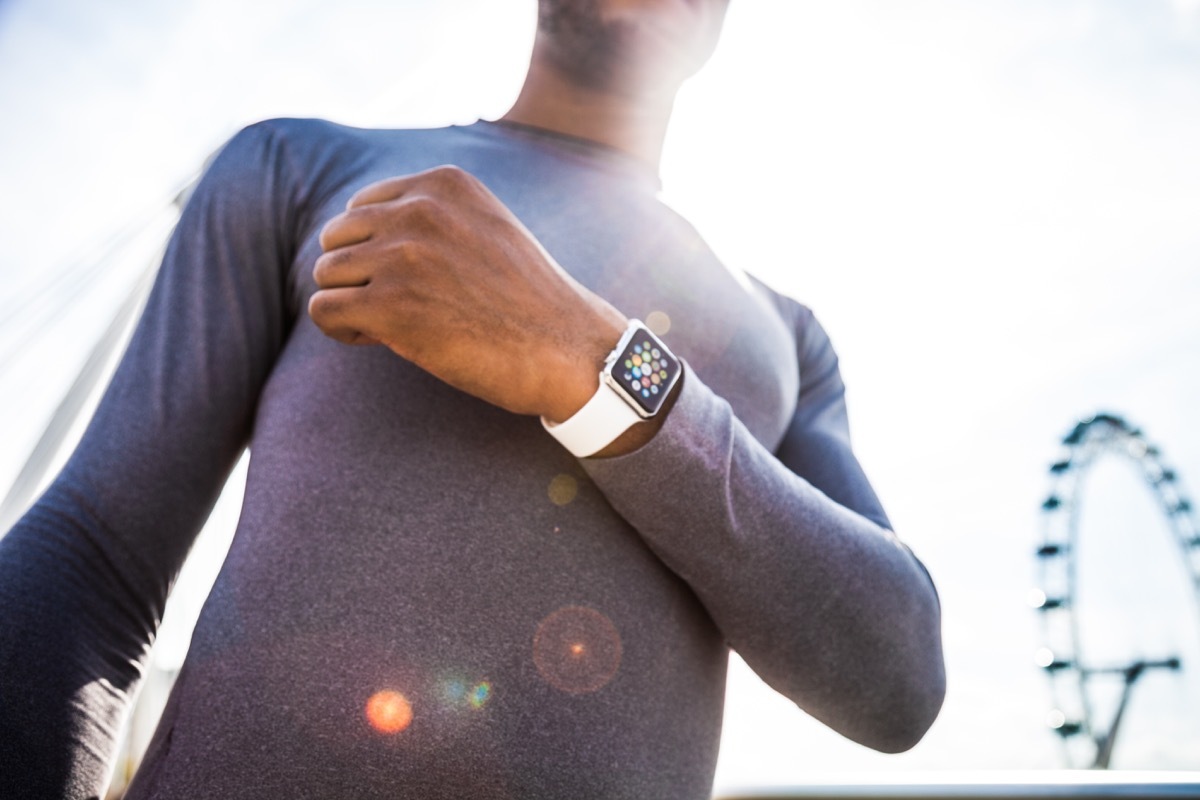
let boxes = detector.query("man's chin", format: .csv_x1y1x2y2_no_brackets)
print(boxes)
540,0,718,85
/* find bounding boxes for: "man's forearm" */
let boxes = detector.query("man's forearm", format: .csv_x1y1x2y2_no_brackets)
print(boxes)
581,370,946,751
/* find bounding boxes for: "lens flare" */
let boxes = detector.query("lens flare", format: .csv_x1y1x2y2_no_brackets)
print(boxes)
646,310,671,336
533,606,622,694
440,676,492,711
547,473,578,506
469,681,492,709
365,690,413,734
444,679,467,702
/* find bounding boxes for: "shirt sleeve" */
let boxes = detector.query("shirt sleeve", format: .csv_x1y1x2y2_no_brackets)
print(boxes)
0,121,298,799
579,305,946,753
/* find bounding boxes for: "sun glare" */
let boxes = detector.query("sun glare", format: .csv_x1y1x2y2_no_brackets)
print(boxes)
366,690,413,735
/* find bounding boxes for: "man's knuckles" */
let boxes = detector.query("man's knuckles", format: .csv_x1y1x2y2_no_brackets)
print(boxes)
419,164,478,196
347,164,479,210
392,194,451,234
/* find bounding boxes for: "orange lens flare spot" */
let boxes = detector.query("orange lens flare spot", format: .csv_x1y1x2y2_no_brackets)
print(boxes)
366,690,413,734
533,606,622,694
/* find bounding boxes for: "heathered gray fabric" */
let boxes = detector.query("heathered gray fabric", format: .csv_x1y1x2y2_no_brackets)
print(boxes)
0,118,941,799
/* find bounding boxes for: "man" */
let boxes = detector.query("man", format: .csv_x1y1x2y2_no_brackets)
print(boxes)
0,1,946,797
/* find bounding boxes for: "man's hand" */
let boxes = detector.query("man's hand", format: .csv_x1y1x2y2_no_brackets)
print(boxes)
309,165,627,422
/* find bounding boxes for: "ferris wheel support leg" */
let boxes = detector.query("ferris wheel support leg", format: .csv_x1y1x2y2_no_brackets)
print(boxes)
1091,658,1180,769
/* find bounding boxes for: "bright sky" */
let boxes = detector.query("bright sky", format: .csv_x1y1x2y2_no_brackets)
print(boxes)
2,0,1199,792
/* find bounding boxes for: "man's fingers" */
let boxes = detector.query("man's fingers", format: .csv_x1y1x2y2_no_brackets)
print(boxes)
319,210,375,252
313,245,373,289
309,286,377,345
343,331,383,346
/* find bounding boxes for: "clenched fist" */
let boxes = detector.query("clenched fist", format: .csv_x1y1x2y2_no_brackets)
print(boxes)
309,165,628,422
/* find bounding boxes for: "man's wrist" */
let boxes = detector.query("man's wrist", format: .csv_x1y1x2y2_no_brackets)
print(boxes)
540,313,627,424
540,318,682,457
587,370,681,458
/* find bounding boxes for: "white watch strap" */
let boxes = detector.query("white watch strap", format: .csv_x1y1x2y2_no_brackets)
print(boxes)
541,377,642,457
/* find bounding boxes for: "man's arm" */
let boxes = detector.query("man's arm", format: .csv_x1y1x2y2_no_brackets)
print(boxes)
0,122,297,798
581,304,945,752
310,167,945,751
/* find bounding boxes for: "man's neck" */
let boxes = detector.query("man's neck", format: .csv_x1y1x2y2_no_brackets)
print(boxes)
501,49,676,171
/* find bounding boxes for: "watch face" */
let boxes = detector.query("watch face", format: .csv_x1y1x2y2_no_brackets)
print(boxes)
610,327,680,417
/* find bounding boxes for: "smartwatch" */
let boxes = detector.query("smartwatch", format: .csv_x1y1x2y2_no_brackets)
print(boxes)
541,319,683,457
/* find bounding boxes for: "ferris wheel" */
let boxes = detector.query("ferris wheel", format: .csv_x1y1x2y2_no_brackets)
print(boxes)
1032,412,1200,769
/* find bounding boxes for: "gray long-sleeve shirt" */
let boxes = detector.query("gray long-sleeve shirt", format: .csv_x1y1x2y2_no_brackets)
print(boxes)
0,118,944,799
